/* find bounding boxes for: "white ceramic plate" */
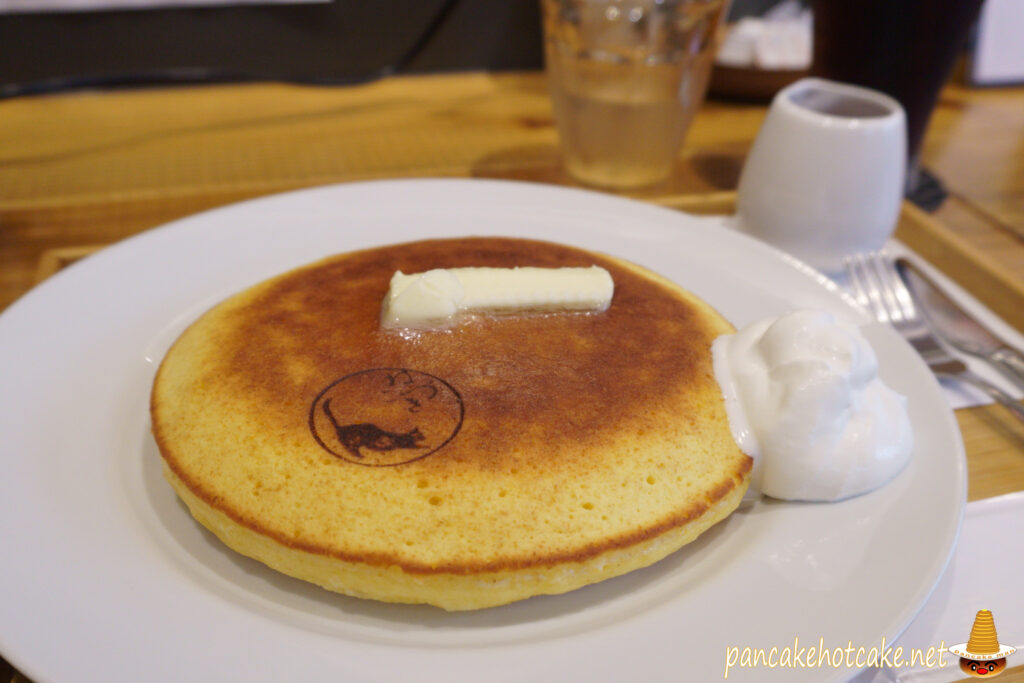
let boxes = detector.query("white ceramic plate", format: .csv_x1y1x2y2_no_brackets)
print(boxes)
0,179,964,683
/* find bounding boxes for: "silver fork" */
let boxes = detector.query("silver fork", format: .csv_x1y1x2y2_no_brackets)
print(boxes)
845,251,1024,423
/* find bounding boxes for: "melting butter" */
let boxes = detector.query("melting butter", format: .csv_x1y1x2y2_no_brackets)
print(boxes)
381,266,614,329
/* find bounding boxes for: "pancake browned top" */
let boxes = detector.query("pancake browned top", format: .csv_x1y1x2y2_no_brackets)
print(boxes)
152,237,750,575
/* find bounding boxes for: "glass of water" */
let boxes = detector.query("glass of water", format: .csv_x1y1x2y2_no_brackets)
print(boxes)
541,0,727,190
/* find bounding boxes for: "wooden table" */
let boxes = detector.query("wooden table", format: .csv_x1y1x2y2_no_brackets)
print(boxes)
2,71,1023,683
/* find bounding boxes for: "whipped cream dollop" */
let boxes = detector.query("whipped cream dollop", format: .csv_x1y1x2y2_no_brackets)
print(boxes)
381,266,613,329
712,309,913,501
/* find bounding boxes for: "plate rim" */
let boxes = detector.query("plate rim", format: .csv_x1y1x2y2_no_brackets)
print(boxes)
0,178,966,683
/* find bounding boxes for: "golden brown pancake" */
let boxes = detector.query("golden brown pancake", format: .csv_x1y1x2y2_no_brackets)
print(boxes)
151,237,751,610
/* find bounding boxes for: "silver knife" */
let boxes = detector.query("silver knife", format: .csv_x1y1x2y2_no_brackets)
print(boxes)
895,258,1024,393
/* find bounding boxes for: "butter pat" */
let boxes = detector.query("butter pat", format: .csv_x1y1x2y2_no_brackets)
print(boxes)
382,266,614,329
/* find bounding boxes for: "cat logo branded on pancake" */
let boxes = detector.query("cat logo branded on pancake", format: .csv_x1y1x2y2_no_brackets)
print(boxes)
950,610,1016,678
309,368,463,466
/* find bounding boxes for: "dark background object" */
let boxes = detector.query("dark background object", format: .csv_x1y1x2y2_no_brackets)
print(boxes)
0,0,794,99
810,0,984,174
811,0,985,210
0,0,544,97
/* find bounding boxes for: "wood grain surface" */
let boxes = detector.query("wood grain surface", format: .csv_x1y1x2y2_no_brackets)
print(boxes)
2,71,1023,683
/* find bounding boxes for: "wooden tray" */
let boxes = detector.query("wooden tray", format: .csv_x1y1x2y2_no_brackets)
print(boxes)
651,191,1024,333
34,190,1024,337
20,188,1024,683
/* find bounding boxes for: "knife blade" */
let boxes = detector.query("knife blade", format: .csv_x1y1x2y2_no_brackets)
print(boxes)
895,257,1024,393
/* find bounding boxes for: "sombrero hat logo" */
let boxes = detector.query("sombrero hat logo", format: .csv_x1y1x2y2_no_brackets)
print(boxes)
950,610,1016,678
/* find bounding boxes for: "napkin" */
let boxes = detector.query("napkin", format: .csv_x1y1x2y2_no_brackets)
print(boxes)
712,211,1024,410
715,0,812,71
855,491,1024,682
881,239,1024,409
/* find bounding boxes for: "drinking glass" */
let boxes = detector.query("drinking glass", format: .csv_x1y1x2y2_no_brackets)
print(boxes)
541,0,727,190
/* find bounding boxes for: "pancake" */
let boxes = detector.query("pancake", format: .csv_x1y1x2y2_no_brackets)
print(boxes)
151,237,752,610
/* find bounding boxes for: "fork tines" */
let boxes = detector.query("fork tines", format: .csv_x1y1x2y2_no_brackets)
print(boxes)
844,251,916,326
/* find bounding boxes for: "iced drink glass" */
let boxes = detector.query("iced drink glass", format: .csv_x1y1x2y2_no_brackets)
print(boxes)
811,0,985,194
